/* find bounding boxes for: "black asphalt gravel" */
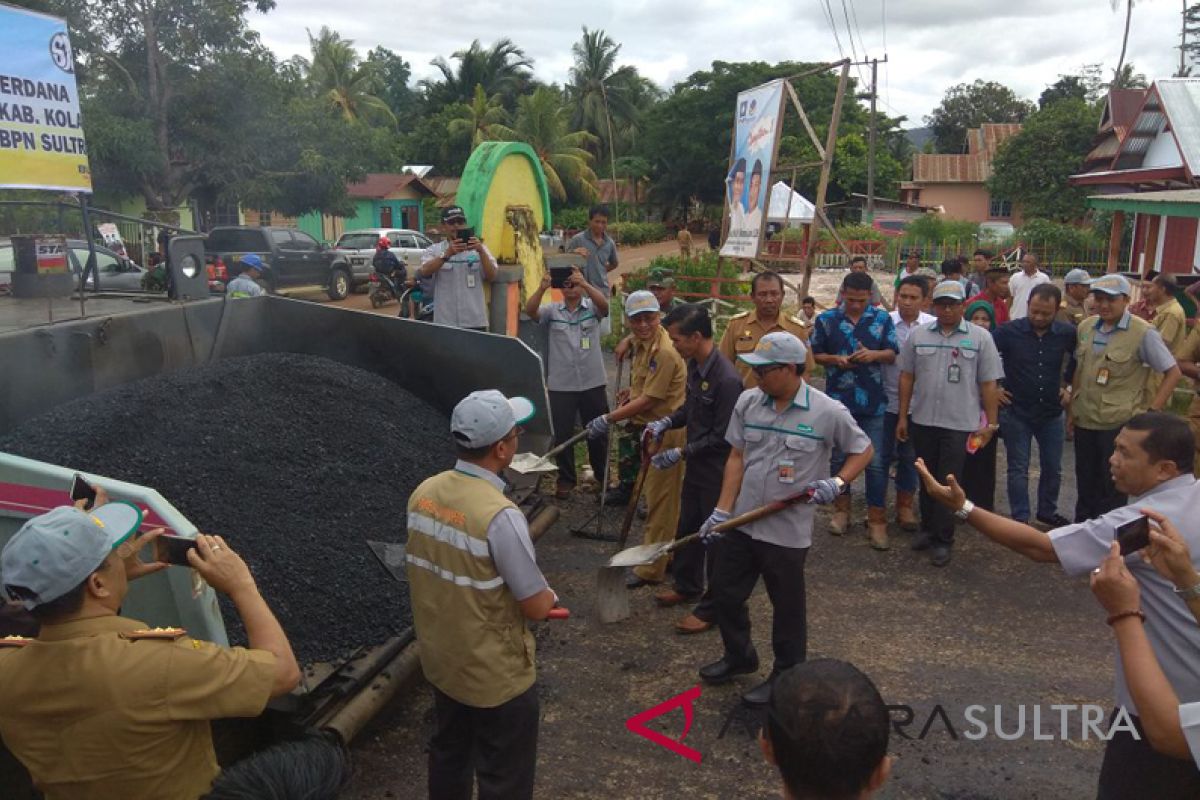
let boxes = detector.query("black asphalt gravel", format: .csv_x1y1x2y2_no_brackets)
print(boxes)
0,353,454,664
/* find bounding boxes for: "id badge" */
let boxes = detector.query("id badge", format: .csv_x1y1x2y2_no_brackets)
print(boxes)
778,459,796,484
466,271,477,289
947,363,961,384
581,336,591,350
1096,368,1110,386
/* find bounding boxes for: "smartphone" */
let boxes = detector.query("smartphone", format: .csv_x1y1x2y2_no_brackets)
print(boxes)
70,474,97,510
456,227,475,243
550,266,573,289
156,534,198,566
1116,515,1151,556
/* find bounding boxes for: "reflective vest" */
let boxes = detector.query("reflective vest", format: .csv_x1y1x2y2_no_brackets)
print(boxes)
1073,314,1151,430
405,470,535,707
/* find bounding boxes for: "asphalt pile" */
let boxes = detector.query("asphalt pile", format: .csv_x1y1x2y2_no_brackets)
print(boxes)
0,353,456,664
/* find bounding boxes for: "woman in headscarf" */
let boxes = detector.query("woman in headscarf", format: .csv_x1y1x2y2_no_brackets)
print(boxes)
962,298,999,511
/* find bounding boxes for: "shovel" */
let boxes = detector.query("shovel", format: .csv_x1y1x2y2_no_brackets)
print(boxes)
508,428,590,475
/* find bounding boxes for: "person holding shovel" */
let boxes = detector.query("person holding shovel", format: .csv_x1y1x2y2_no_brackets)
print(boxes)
586,290,686,588
697,332,874,706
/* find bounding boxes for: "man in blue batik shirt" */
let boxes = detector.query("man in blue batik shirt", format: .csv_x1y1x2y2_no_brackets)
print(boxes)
810,270,900,550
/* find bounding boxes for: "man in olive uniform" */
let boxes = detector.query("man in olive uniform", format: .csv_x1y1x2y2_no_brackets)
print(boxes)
1057,269,1093,328
406,390,559,800
587,291,687,587
0,498,299,800
1175,325,1200,475
1069,274,1182,520
719,271,812,388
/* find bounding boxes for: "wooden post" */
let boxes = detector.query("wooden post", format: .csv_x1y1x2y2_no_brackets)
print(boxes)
799,62,851,301
1143,214,1161,277
1107,211,1125,274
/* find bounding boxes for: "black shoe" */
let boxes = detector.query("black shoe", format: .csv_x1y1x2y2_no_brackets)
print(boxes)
910,533,933,551
699,656,759,685
741,674,778,707
1036,513,1071,528
601,486,633,507
930,545,952,567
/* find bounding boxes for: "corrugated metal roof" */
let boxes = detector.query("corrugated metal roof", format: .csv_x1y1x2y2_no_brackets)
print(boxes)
910,123,1020,184
1158,79,1200,177
346,173,437,199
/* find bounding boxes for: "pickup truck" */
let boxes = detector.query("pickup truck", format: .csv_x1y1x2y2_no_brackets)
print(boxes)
205,226,351,300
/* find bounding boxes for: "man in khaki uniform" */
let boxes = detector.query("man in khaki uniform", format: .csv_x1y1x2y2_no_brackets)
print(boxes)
720,271,813,388
1057,269,1093,328
0,495,298,800
1174,327,1200,475
588,290,687,586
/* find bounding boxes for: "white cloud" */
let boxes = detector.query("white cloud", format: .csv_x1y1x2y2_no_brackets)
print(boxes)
251,0,1185,123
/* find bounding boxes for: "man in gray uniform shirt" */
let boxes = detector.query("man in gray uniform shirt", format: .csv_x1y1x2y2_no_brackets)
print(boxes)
420,205,498,331
915,411,1200,800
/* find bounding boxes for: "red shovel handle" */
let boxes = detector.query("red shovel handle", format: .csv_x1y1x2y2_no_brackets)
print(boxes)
547,607,570,620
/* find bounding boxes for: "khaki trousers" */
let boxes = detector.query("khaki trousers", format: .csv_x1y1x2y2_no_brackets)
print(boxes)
632,427,686,582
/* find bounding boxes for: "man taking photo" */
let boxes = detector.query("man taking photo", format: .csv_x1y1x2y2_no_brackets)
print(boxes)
420,206,498,331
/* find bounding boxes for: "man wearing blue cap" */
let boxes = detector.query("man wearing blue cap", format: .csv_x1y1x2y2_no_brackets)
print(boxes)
407,390,559,800
1057,269,1093,328
226,254,267,298
896,280,1003,567
696,331,873,706
1070,274,1182,520
0,489,299,799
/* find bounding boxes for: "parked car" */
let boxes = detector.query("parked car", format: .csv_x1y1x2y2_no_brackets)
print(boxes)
871,218,908,238
331,228,433,289
0,238,147,292
205,226,344,299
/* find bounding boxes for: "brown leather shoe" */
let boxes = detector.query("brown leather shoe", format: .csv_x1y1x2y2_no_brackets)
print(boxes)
655,588,694,607
829,494,851,535
675,614,713,635
867,506,889,550
896,490,919,532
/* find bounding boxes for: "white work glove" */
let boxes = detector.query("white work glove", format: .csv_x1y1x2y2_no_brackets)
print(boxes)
803,478,842,505
699,508,731,544
650,447,683,470
585,414,610,440
645,416,673,442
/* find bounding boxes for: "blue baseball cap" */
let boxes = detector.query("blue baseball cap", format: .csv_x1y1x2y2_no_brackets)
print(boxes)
1090,274,1131,297
239,254,264,270
1064,269,1092,286
625,290,660,317
2,503,144,609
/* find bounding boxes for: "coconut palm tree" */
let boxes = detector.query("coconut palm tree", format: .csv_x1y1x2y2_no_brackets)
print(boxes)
305,27,396,127
1110,0,1135,86
491,88,600,203
423,38,533,108
1106,62,1149,90
566,28,660,156
449,84,508,148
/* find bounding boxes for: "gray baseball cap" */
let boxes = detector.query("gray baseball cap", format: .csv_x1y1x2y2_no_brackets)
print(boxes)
1090,274,1132,297
2,502,143,609
451,390,536,448
932,280,966,303
1064,269,1093,286
738,331,808,366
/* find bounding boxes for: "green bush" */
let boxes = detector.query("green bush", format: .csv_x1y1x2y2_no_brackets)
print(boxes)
903,215,980,244
624,251,750,302
1016,218,1103,253
555,206,590,230
824,222,886,242
609,221,669,246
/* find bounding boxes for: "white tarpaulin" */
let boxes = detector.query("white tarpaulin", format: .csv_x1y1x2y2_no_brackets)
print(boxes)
766,182,815,226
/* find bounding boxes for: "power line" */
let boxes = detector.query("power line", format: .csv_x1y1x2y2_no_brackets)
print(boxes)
818,0,847,61
847,0,871,64
839,0,866,84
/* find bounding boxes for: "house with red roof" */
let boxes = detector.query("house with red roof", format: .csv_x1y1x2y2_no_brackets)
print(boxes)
898,123,1023,224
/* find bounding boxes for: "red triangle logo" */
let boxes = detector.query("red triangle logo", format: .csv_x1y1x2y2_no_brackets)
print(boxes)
625,684,704,763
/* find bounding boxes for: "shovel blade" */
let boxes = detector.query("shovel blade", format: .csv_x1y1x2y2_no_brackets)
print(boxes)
366,540,409,583
508,452,559,474
607,541,672,568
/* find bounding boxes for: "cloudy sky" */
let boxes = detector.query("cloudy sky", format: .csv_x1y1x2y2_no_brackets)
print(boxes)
249,0,1184,125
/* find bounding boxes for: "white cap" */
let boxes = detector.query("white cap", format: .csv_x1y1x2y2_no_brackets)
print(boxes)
450,390,536,448
1089,274,1131,297
625,290,660,317
738,331,808,366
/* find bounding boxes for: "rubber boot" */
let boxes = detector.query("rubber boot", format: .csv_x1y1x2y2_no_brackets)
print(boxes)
896,490,919,532
868,506,889,551
829,494,851,536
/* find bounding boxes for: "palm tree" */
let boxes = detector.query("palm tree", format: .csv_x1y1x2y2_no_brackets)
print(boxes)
566,28,660,156
423,38,533,108
305,27,396,126
448,84,507,147
1110,0,1135,86
1106,62,1149,90
491,88,600,203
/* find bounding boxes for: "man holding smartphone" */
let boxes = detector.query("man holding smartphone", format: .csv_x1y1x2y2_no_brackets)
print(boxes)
914,412,1200,799
0,486,301,800
420,205,498,330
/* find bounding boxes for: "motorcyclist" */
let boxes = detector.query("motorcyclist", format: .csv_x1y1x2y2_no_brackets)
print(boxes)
372,237,406,300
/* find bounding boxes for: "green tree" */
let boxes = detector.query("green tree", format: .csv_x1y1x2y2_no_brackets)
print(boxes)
566,27,659,159
448,84,508,147
924,80,1036,153
364,47,420,128
491,88,600,203
423,38,533,109
403,103,474,174
1111,0,1135,86
987,98,1097,222
304,27,396,126
1039,76,1090,109
1105,62,1149,90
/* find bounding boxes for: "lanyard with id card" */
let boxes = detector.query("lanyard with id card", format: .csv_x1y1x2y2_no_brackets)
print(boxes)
947,348,961,384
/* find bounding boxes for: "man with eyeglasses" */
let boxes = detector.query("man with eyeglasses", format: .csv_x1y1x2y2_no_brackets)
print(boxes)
719,271,812,389
419,205,498,331
697,332,874,707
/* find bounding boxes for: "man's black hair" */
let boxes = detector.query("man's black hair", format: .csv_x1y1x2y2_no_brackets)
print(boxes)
453,431,501,461
588,204,610,221
941,258,963,276
1029,283,1062,307
767,659,889,799
802,296,817,305
752,271,785,294
973,248,993,259
842,272,874,293
204,736,351,800
848,255,867,268
898,274,929,297
664,303,713,339
751,159,763,179
1124,412,1195,474
20,577,89,624
732,158,747,176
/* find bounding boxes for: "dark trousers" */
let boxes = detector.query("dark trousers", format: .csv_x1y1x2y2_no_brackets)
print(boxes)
711,530,808,673
1075,426,1125,522
910,423,969,546
429,684,539,800
961,433,998,511
671,478,721,621
1097,712,1200,800
548,387,609,487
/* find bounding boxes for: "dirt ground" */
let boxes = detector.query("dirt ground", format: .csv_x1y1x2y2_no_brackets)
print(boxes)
340,359,1114,799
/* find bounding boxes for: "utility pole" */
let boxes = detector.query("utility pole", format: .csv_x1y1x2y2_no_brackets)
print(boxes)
862,55,888,223
1181,0,1190,77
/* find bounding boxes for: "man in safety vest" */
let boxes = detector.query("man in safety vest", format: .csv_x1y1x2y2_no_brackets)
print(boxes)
406,390,559,800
